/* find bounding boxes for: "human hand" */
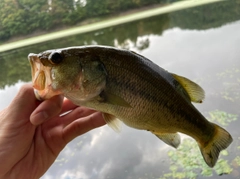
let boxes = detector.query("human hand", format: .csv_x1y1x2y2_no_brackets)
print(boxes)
0,84,105,179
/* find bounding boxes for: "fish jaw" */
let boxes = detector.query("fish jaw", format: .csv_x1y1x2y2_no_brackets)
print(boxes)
28,53,62,100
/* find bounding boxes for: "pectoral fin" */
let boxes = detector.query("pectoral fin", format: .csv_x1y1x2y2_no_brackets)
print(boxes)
103,113,121,132
100,91,131,108
154,132,181,148
171,73,205,103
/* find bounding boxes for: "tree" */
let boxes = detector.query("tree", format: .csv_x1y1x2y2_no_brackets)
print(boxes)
0,0,50,41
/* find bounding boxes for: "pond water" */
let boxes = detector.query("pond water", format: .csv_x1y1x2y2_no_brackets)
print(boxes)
0,1,240,179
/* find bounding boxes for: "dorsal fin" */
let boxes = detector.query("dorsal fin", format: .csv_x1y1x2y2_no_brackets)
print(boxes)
171,73,205,103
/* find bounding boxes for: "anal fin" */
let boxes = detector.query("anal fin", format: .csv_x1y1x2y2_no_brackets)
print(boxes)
103,113,121,132
154,132,181,148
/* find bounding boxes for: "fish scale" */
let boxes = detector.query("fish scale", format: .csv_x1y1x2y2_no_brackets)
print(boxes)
99,53,188,129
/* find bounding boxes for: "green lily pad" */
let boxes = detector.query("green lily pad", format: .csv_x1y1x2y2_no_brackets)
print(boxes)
160,138,232,179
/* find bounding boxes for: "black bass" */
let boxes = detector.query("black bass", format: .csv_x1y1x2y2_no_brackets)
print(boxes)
28,45,232,167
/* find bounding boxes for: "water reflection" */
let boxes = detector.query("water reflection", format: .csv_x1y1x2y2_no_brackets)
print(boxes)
41,20,240,179
1,0,240,89
0,82,25,109
0,1,240,179
42,126,170,179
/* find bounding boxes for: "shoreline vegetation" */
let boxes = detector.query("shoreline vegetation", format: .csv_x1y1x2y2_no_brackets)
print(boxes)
0,0,223,52
0,0,239,90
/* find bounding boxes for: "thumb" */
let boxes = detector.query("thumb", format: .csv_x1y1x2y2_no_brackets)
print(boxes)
8,84,40,118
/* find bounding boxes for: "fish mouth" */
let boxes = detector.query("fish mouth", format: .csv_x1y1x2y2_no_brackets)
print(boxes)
28,53,57,100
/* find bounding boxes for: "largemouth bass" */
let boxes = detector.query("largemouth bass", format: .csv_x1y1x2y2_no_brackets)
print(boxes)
28,45,232,167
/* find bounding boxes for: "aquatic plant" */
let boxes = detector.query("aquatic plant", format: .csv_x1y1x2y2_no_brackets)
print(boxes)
208,110,238,126
160,138,232,179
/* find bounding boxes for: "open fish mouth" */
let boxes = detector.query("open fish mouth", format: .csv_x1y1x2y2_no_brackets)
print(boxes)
28,53,55,100
28,53,46,90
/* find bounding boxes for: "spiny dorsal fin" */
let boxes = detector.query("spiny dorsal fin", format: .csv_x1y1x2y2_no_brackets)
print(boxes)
103,113,121,132
171,73,205,103
154,132,181,148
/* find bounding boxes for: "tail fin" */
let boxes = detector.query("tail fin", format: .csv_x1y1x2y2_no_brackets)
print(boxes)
198,123,233,167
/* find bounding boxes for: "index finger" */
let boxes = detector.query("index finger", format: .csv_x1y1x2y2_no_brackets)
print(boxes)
60,99,78,114
30,95,64,125
60,99,97,115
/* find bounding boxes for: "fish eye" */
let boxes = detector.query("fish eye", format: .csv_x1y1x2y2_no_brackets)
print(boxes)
49,52,63,64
